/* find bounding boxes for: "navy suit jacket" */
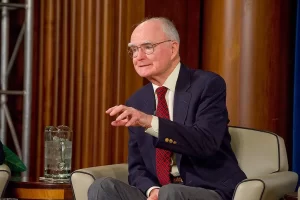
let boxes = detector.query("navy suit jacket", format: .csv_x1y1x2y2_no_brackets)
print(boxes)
126,64,246,200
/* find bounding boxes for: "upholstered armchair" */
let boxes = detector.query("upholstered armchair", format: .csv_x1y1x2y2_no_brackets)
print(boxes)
229,127,297,200
0,164,10,197
71,127,298,200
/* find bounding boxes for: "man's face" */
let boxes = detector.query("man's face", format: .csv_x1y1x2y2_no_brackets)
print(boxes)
129,21,174,80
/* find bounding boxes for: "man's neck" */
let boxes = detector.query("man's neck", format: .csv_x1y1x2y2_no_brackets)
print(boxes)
148,58,180,86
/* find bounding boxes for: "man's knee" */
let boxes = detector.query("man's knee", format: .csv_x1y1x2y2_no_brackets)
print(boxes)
90,177,117,190
159,184,184,200
88,177,119,198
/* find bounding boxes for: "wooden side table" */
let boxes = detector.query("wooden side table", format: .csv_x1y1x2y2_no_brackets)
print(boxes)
4,177,74,200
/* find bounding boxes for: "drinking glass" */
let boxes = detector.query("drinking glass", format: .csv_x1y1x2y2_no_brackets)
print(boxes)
44,125,73,182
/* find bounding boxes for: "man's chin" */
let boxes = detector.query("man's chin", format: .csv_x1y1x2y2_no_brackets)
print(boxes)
137,71,152,78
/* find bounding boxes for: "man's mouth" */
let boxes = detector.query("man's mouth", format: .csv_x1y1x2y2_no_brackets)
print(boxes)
139,64,151,67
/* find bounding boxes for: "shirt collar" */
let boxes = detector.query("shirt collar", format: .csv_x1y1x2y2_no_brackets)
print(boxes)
152,62,181,92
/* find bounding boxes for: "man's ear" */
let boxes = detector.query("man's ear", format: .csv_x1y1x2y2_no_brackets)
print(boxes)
171,41,179,59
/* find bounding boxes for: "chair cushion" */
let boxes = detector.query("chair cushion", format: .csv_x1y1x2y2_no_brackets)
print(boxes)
229,127,281,178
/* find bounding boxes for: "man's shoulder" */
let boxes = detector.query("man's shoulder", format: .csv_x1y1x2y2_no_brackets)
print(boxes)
180,64,223,80
185,66,225,87
194,68,223,80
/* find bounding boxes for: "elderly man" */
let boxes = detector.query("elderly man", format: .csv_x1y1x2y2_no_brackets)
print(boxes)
88,17,246,200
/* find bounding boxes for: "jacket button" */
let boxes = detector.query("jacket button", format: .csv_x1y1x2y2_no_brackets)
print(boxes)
165,138,169,142
169,139,173,143
173,141,177,144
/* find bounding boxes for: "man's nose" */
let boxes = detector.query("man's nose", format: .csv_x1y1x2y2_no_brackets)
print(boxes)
135,47,146,59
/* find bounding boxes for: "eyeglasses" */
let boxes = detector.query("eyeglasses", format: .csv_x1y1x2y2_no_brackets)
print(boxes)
128,40,172,58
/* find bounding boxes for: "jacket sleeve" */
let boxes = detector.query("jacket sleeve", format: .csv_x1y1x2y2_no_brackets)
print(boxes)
156,75,229,159
127,126,160,194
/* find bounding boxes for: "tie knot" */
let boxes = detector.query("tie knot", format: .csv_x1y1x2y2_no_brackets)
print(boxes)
156,87,168,99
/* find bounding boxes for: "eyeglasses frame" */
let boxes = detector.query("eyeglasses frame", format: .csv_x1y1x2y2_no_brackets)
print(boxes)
128,40,172,58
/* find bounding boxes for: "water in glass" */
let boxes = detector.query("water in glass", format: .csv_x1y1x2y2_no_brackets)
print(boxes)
44,125,73,181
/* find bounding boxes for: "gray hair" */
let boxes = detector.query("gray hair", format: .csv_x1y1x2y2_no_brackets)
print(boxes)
139,17,180,43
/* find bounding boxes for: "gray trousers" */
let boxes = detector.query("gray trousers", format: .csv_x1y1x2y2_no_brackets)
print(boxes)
88,177,223,200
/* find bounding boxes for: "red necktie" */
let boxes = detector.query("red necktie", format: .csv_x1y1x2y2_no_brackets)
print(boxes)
155,86,172,185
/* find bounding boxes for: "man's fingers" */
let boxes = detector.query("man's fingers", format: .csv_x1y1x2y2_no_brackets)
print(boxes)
125,115,138,127
115,109,130,121
111,119,128,126
109,105,123,116
106,105,146,128
105,105,119,114
107,105,126,116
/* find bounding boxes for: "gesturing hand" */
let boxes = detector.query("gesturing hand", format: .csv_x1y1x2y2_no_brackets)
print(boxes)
106,105,152,128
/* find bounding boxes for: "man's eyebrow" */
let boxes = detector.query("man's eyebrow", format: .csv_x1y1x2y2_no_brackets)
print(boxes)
128,41,152,47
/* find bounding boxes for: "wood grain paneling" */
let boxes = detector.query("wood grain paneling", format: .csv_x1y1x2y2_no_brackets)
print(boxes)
238,0,296,162
29,0,145,178
239,0,295,133
201,0,296,161
201,0,242,124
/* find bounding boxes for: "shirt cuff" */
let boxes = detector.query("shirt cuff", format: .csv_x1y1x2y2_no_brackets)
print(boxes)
145,116,159,138
146,186,160,197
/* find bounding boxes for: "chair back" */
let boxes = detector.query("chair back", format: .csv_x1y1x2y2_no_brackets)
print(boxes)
229,126,288,178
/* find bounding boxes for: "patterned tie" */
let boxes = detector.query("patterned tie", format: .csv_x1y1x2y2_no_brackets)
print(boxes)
155,86,172,185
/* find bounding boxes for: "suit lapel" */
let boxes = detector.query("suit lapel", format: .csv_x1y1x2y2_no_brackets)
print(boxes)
173,64,192,125
173,64,192,169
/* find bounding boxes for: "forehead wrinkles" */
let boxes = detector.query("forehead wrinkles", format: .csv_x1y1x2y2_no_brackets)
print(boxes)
130,21,166,44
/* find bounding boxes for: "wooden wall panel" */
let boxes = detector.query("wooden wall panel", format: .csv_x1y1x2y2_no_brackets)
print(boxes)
201,0,242,125
201,0,296,161
28,0,145,178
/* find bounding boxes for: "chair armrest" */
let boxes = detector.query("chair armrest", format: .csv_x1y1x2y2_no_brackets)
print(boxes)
233,171,298,200
71,163,128,200
0,164,10,197
233,179,265,200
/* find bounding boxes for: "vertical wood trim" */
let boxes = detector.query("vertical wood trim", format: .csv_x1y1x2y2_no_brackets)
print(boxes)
69,0,77,168
61,0,69,124
36,0,45,179
99,0,112,165
239,0,255,127
69,0,76,133
53,0,60,125
112,0,126,163
222,0,241,125
74,0,84,167
92,0,101,166
43,0,55,126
